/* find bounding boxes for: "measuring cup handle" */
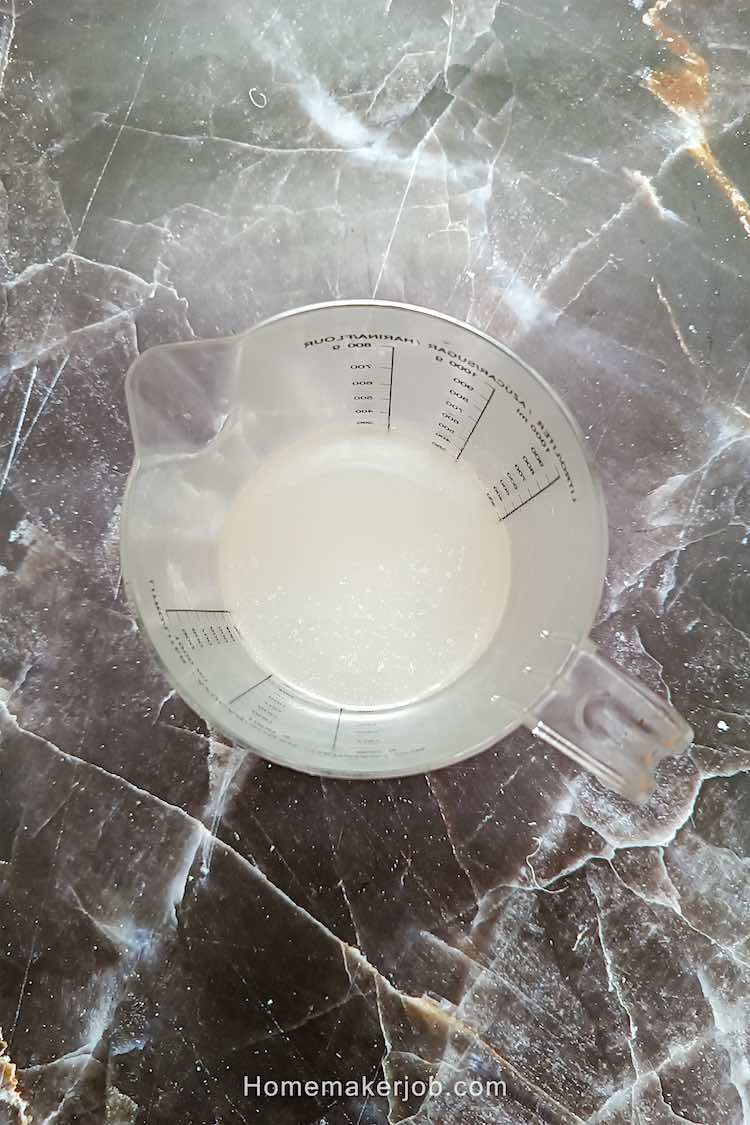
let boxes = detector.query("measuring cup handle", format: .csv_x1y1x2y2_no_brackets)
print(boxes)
527,640,693,803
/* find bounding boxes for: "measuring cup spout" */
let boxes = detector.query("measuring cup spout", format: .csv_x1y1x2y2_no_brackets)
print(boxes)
125,337,239,460
528,640,693,802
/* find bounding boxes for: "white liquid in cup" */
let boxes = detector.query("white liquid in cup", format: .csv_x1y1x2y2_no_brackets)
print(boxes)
219,427,510,709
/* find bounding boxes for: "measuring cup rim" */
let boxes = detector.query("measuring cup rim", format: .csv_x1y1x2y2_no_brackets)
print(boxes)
124,296,608,498
123,295,610,613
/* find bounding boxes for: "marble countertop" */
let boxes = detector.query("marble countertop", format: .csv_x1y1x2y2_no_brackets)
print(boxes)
1,0,749,1122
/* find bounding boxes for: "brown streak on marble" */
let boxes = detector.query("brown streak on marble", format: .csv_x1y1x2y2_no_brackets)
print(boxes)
690,142,750,237
642,0,750,238
0,1031,32,1125
347,943,588,1123
645,65,707,117
388,986,586,1125
643,0,708,117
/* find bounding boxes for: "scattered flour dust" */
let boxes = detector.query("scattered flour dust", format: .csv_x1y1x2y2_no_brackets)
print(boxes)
8,519,35,546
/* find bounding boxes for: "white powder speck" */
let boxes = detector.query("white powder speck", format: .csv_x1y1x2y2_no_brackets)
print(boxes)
9,518,35,546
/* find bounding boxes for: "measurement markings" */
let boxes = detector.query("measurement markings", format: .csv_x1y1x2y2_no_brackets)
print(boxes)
455,386,495,459
229,674,273,706
431,365,496,457
332,707,343,751
351,346,396,429
387,346,394,431
165,608,231,614
164,607,242,650
494,473,561,521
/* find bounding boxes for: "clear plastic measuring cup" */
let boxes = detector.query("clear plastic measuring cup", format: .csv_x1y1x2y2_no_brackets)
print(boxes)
121,301,692,801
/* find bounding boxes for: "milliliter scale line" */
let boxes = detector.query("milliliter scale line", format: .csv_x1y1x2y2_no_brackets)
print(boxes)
229,674,273,705
165,607,231,615
387,346,394,431
497,473,561,521
332,708,343,751
455,386,496,459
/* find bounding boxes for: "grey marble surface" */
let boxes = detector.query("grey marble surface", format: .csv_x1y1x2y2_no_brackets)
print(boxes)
1,0,749,1122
